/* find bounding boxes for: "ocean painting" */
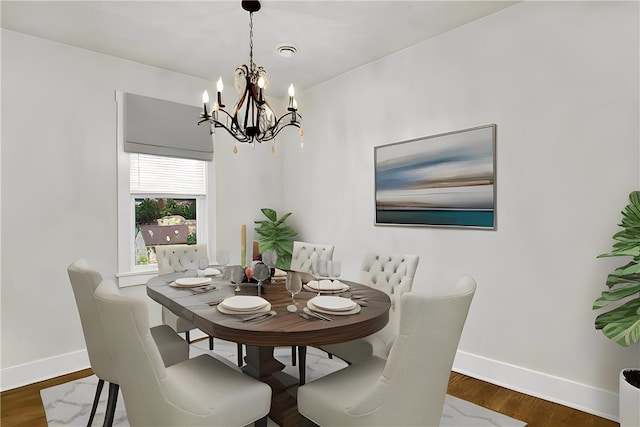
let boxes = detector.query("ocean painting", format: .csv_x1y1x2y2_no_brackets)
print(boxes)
375,124,496,229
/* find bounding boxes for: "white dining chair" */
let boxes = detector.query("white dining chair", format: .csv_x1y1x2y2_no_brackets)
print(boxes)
320,251,419,364
290,241,335,275
298,276,476,426
94,279,272,427
289,241,335,383
155,244,215,350
67,259,189,427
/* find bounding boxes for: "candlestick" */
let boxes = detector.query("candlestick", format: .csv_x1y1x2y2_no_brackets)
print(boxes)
217,77,225,108
288,84,295,110
202,90,210,117
241,224,247,267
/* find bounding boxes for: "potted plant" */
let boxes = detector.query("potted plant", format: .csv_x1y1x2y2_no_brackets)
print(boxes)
593,191,640,427
254,208,298,271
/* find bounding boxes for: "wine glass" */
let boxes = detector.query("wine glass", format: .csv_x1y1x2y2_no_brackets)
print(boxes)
230,265,243,292
328,260,341,278
262,249,278,269
216,250,229,271
313,259,328,295
285,271,302,312
253,262,270,296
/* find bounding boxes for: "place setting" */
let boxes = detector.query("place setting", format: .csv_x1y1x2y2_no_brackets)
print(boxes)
303,279,350,294
216,295,275,321
306,295,361,316
168,276,217,294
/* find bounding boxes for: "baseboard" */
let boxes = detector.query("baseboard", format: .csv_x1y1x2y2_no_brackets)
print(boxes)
0,349,90,392
452,350,619,422
1,346,620,423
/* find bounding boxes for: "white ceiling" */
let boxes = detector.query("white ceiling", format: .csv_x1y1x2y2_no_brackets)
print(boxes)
1,1,519,97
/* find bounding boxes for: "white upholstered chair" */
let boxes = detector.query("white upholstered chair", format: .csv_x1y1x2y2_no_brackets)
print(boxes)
94,279,271,427
290,241,335,275
321,251,419,364
298,276,476,427
289,241,335,383
67,259,189,427
155,244,214,350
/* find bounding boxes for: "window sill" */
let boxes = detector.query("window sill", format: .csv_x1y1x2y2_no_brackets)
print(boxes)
116,269,158,288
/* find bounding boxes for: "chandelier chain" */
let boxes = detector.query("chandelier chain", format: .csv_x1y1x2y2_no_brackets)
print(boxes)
249,12,255,74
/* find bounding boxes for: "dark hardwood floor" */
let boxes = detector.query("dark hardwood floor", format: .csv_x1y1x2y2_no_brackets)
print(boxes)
0,368,618,427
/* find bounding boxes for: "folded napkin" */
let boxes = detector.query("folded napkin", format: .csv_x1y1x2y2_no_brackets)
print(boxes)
198,267,222,277
273,268,287,277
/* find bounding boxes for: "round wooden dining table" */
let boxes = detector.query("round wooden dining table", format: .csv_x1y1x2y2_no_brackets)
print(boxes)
147,271,391,427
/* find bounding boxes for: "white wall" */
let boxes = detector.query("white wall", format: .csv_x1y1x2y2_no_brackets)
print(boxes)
1,0,638,421
0,29,223,385
281,1,639,420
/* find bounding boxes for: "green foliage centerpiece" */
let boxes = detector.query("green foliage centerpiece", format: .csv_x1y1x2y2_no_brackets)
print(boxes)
254,208,298,271
594,191,640,347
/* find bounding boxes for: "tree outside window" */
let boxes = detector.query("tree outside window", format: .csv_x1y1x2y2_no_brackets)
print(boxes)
134,198,197,265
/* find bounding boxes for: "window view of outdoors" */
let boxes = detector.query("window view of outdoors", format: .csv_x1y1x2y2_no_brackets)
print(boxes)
134,198,197,265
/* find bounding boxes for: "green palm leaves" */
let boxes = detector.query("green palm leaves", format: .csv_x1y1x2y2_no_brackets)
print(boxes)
254,208,298,271
594,191,640,346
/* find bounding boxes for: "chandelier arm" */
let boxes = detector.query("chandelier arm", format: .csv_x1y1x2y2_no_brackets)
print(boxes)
208,109,251,143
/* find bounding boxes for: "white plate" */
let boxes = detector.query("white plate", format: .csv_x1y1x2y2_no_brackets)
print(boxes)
305,280,350,292
217,303,271,315
220,296,269,312
303,285,347,294
307,300,361,316
309,296,357,311
173,277,212,288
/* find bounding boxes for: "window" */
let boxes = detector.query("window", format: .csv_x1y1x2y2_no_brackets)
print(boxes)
116,91,213,287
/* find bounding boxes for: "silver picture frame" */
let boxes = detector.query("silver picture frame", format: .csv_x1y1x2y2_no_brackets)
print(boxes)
374,124,496,229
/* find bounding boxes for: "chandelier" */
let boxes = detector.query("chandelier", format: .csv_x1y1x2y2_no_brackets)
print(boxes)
198,0,303,153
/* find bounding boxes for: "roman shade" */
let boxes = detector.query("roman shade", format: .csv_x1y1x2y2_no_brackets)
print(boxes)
124,92,213,161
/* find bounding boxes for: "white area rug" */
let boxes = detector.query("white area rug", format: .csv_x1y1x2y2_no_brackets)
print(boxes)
41,340,526,427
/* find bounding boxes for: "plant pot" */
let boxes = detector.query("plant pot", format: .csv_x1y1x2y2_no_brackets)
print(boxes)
619,369,640,427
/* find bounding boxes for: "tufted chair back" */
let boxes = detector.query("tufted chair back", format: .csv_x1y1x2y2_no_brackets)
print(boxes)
156,244,209,275
359,251,419,355
290,241,335,274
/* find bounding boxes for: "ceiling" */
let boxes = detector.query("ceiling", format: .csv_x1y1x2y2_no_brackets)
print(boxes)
1,1,518,97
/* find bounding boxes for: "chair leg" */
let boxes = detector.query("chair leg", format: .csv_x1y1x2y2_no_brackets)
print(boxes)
291,346,297,366
103,383,119,427
209,336,214,350
87,378,104,427
255,416,268,427
298,345,307,385
237,343,243,367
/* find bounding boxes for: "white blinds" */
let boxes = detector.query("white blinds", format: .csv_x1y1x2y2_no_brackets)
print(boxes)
129,153,206,195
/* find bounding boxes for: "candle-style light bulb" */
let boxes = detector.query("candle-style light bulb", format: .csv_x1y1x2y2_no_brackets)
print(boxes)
258,77,265,102
288,84,295,110
216,77,224,107
202,90,210,116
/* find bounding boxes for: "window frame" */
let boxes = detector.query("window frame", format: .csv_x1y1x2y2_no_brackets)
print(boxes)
115,90,211,287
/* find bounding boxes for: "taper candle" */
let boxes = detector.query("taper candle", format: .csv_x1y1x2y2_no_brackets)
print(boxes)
241,224,247,267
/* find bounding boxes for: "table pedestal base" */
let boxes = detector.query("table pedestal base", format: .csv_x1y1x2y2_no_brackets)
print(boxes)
243,346,300,427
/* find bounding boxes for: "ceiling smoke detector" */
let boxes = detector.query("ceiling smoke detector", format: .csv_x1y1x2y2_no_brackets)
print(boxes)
276,43,298,58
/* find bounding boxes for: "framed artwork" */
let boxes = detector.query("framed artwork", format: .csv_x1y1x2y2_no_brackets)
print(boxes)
374,124,496,229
